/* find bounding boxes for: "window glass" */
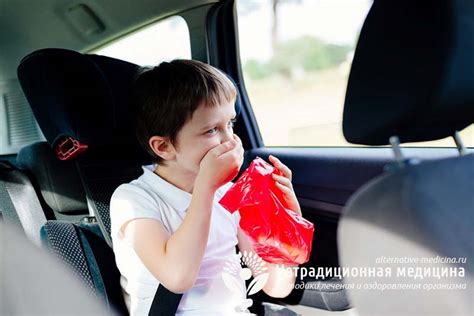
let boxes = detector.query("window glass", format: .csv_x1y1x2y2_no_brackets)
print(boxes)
237,0,473,147
91,15,191,65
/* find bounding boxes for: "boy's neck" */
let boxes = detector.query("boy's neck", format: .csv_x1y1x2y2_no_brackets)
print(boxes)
153,165,196,194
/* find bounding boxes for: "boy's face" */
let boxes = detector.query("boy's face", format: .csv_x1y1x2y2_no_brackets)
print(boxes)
172,99,237,178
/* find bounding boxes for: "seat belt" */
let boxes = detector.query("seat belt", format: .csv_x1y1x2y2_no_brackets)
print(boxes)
0,163,22,229
148,286,183,316
0,160,47,246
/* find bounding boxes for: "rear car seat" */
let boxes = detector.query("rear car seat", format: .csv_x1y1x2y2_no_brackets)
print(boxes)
17,48,148,247
16,48,146,314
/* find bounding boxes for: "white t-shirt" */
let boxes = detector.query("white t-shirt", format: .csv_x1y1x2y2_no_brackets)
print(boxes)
110,165,250,315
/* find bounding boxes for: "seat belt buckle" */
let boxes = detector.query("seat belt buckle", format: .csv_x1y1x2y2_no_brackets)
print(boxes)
55,136,88,160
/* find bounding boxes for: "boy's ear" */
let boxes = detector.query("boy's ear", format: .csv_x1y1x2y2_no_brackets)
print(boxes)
148,136,176,161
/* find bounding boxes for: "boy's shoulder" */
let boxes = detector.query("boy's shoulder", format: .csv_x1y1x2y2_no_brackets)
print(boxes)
109,168,170,222
111,167,156,202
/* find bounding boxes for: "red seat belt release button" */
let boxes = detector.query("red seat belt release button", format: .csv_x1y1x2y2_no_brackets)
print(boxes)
55,136,88,161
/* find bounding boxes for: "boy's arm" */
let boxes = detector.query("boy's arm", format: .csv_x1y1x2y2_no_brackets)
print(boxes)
123,178,215,293
237,227,297,298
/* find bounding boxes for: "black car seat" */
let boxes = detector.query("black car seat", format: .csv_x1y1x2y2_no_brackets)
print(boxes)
17,48,148,247
339,0,473,315
16,48,149,315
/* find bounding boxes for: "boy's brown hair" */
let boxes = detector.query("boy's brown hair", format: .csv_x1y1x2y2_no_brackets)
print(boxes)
133,59,237,165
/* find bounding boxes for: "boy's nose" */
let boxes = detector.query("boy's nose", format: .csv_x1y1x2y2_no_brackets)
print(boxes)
220,130,234,144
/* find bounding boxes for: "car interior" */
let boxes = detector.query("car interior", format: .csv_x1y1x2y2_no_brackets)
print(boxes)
0,0,472,315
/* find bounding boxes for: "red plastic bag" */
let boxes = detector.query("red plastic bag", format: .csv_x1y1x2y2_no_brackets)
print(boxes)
219,156,314,265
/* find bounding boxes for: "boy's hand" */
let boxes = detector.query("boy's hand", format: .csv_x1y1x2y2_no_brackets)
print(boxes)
269,155,302,216
197,134,244,191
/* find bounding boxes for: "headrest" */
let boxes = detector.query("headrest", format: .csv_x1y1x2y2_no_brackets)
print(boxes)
17,48,140,151
343,0,474,145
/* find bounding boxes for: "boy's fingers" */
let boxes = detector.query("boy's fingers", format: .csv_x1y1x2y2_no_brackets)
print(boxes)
233,134,243,148
272,173,292,188
218,147,242,167
232,134,244,157
212,140,236,157
269,155,292,180
275,181,292,194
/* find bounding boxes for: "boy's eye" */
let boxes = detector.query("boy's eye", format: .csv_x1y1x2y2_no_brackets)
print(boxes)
205,119,236,135
206,127,217,134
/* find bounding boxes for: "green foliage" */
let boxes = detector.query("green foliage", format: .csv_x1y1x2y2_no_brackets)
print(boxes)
243,36,352,80
243,59,272,80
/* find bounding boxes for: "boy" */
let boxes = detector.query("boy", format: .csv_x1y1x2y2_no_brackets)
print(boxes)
110,60,303,315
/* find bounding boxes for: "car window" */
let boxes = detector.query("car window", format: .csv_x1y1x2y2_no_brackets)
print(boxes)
236,0,473,148
90,15,191,65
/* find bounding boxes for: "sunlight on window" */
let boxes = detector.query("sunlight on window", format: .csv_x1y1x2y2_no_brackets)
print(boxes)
237,0,473,148
91,16,191,66
237,0,371,147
